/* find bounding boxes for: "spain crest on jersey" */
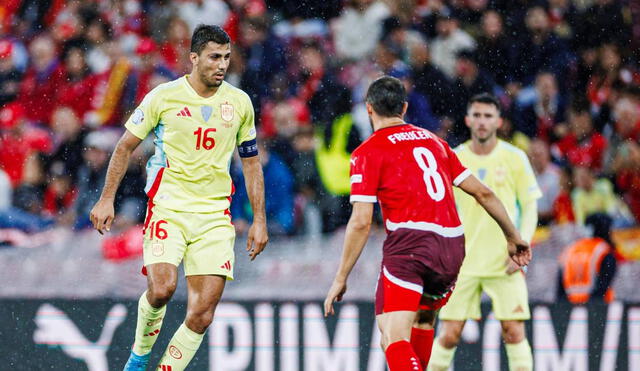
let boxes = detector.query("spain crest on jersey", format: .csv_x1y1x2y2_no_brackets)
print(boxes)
220,103,234,121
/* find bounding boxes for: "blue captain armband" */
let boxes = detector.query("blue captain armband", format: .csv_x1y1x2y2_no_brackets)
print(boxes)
238,139,258,158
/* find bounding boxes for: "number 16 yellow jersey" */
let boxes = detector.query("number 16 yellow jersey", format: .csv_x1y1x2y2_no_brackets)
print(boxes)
125,76,257,213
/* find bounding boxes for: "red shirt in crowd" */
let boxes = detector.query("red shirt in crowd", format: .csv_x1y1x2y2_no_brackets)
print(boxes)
555,132,607,169
18,62,66,124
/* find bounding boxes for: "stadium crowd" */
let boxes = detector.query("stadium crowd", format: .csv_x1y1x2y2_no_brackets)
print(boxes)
0,0,639,239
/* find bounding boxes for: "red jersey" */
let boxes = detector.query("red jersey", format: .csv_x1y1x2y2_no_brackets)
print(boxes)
350,124,470,237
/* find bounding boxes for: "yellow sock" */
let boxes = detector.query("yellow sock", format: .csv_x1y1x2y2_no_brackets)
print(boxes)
132,291,166,356
156,323,204,370
505,340,533,371
427,338,456,371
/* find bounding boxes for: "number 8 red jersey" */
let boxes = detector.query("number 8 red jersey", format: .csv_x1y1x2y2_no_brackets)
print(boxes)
350,124,471,238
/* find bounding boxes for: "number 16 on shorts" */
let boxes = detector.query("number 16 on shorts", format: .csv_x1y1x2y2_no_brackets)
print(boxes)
148,220,168,257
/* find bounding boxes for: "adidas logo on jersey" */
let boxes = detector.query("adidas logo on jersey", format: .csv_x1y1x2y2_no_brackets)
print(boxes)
220,260,231,270
176,107,192,117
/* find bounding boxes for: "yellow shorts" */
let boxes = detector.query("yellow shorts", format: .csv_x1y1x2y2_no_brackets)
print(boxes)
438,272,530,321
143,204,235,278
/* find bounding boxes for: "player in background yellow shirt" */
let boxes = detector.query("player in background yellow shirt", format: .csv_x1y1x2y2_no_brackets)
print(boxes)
429,94,541,371
90,25,268,371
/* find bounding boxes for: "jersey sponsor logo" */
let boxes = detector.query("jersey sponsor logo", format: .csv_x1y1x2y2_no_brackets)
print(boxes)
387,130,432,144
176,106,192,117
169,345,182,359
200,105,213,122
220,260,232,270
131,108,144,125
221,103,234,121
350,174,363,184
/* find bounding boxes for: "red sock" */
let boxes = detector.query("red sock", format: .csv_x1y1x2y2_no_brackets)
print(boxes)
385,340,423,371
410,327,434,369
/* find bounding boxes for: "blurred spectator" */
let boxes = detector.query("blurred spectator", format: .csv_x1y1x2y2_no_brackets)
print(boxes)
17,33,66,125
12,152,46,214
554,101,607,170
72,130,116,229
290,126,323,234
547,0,578,40
84,17,113,74
0,102,51,186
0,40,22,105
603,96,640,170
497,116,530,152
513,71,567,139
130,37,176,104
147,0,175,43
47,106,86,182
56,40,100,120
388,63,439,131
331,0,390,61
408,39,455,120
586,44,638,114
260,73,310,140
571,166,632,226
475,10,511,86
315,103,359,233
159,16,191,75
529,139,562,225
558,213,617,304
178,0,230,32
113,142,149,229
449,49,498,145
295,39,350,126
510,6,572,88
239,16,286,109
43,161,76,218
612,141,640,223
232,143,295,236
575,0,631,49
430,14,476,80
553,165,575,224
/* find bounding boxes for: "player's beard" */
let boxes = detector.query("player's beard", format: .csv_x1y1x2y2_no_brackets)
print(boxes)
198,66,223,88
475,129,496,144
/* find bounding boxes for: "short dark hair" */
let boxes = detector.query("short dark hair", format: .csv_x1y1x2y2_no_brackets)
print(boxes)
366,76,406,117
191,24,230,54
467,93,501,114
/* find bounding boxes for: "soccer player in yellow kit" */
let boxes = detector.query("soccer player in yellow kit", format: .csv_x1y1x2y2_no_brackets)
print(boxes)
429,94,541,371
90,25,268,371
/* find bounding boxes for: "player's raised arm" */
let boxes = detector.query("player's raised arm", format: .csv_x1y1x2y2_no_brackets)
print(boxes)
457,174,532,267
324,202,374,317
240,154,268,261
90,130,143,234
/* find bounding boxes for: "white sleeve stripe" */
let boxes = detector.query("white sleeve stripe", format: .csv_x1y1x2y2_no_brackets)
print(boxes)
383,266,424,294
350,195,377,203
453,169,472,186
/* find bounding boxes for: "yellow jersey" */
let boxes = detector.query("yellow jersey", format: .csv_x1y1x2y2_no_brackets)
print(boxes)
125,76,257,213
453,140,542,276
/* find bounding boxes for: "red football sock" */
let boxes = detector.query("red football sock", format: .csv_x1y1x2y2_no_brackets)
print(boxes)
410,327,434,369
385,340,423,371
